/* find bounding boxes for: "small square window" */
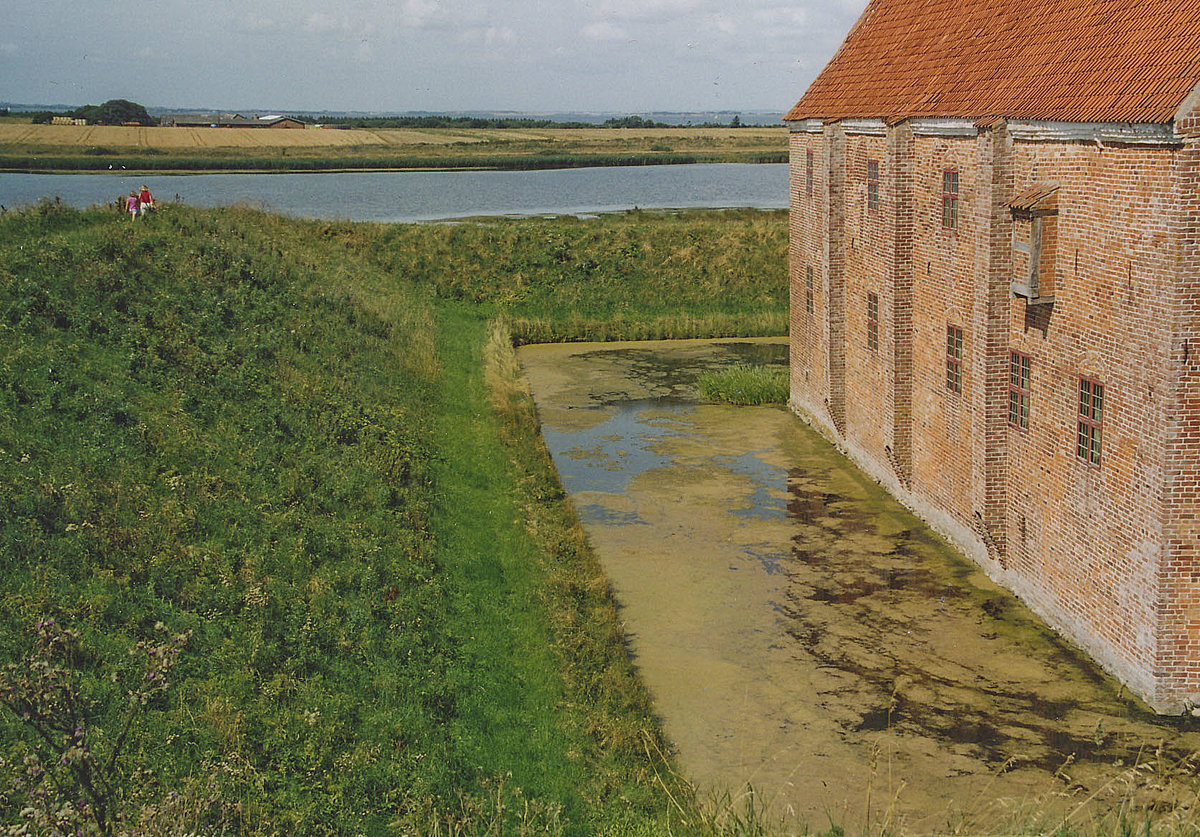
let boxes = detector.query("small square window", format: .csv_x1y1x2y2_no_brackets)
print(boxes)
946,325,963,393
942,169,959,229
867,160,880,211
866,292,879,352
805,266,814,315
1009,352,1031,429
806,151,814,197
1077,378,1103,465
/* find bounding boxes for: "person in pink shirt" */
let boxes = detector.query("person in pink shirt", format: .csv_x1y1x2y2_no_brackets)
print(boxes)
126,191,140,221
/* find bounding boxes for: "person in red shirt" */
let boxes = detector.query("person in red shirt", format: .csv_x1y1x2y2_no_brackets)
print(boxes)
138,185,155,215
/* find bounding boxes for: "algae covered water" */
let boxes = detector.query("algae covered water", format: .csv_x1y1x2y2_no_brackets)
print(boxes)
519,338,1200,833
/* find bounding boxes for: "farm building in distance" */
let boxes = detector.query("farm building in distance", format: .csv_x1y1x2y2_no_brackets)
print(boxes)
786,0,1200,713
161,114,306,129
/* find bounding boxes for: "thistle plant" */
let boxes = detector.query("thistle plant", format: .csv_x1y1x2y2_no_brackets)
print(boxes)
0,619,204,836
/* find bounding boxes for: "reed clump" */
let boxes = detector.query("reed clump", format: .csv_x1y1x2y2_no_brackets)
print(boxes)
697,364,790,405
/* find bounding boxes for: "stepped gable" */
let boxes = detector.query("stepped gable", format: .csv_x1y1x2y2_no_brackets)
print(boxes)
785,0,1200,124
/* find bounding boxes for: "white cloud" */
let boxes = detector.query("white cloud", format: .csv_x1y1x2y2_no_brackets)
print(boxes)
2,0,871,113
750,7,809,28
240,13,276,32
484,26,518,47
301,10,379,47
303,12,347,35
399,0,443,28
701,13,737,36
582,21,628,42
464,25,519,49
456,25,519,50
590,0,707,25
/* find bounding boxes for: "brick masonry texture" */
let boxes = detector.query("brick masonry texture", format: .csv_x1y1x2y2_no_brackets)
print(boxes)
788,116,1200,712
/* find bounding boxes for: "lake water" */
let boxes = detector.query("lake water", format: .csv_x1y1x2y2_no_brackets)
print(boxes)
0,163,787,222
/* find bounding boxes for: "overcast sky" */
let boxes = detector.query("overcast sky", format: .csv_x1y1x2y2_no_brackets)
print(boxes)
2,0,868,113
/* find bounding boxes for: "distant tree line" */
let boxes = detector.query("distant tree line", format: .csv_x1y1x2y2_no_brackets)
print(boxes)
308,115,593,129
306,115,680,130
301,114,746,130
28,99,155,126
600,116,670,128
18,103,747,130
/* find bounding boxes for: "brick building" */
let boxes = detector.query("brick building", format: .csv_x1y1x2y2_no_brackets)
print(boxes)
785,0,1200,713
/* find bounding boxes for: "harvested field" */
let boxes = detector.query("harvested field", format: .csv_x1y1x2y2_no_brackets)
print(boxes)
0,123,782,150
0,123,786,171
0,124,469,148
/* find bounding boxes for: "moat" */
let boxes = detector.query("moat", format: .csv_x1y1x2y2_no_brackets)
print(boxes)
518,338,1200,833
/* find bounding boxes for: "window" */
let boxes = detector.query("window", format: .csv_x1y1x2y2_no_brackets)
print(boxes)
867,160,880,211
1008,182,1059,302
866,292,879,351
1009,352,1031,429
806,150,814,196
946,325,963,393
1077,378,1103,465
942,169,959,229
805,266,814,315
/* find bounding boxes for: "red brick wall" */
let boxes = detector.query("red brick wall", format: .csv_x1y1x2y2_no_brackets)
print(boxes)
788,117,1200,711
907,135,987,530
1160,125,1200,710
1003,141,1179,701
789,130,831,427
842,133,895,460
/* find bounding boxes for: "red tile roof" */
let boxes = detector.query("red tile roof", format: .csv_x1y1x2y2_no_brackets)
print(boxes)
786,0,1200,124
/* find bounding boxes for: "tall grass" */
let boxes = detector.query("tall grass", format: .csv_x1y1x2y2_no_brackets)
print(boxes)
368,208,789,342
0,203,456,832
697,364,790,405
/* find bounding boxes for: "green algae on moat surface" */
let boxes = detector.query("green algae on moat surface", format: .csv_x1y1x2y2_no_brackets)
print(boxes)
518,337,1200,835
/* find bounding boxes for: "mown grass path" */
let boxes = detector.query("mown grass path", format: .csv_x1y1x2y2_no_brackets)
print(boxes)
430,305,588,810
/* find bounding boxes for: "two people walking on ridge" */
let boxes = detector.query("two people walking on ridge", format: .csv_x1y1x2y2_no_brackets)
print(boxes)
124,185,155,220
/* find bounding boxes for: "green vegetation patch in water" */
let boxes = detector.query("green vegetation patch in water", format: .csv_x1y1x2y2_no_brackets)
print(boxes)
697,364,789,405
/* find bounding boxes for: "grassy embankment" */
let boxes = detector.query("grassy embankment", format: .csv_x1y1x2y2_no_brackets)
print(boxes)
0,201,790,835
0,124,787,173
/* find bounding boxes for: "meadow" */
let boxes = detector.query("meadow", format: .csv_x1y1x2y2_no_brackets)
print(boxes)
0,124,787,172
0,201,792,835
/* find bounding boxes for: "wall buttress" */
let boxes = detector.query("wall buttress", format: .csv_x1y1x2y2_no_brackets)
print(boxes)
826,123,848,435
888,123,915,486
981,124,1013,566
